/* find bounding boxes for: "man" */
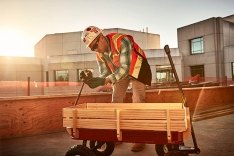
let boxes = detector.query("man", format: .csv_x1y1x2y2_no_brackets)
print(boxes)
81,26,152,152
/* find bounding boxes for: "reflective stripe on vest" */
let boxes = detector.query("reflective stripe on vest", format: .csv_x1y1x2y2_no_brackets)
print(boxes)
106,33,146,79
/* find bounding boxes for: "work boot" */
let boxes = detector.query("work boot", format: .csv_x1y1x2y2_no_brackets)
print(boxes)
131,143,145,152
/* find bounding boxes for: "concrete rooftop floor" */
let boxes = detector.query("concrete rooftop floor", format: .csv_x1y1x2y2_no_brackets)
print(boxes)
1,114,234,156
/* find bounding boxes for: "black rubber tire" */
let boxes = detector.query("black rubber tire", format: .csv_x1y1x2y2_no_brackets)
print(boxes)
65,145,95,156
155,144,189,156
89,141,115,156
155,144,168,156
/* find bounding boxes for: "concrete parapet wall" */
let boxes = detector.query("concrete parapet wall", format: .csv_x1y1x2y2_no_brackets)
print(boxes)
0,86,233,139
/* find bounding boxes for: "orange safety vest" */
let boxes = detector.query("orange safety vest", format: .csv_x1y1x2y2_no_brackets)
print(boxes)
96,33,152,86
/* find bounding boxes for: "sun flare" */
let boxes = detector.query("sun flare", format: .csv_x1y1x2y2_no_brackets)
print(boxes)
0,28,34,57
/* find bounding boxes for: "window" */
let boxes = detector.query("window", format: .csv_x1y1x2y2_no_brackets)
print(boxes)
77,69,94,82
156,65,175,83
55,70,69,82
190,37,204,54
232,62,234,80
190,65,204,78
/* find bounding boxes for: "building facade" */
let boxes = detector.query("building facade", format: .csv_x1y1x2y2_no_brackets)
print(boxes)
1,15,233,97
33,28,181,95
178,15,234,84
0,56,43,96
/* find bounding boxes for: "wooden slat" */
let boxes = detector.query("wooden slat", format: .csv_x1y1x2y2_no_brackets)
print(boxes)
183,107,192,139
77,110,116,119
68,119,187,131
116,109,122,140
120,109,185,120
167,109,172,143
63,109,185,120
86,103,183,109
63,108,76,119
76,119,116,129
62,103,188,134
120,120,186,131
72,109,78,137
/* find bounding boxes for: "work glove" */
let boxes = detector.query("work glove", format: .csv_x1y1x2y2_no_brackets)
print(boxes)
80,70,93,82
85,77,105,89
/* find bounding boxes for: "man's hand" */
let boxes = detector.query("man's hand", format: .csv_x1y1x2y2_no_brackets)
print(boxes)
80,70,93,82
85,77,105,89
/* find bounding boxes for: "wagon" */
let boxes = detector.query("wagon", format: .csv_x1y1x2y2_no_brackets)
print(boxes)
63,102,194,156
63,45,200,156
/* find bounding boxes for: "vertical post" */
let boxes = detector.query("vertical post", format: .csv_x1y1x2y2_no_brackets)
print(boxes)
27,77,30,96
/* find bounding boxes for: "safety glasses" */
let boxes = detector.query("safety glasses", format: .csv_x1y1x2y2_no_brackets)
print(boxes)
90,36,100,51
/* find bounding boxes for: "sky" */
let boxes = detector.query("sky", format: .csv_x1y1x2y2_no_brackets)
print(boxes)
0,0,233,57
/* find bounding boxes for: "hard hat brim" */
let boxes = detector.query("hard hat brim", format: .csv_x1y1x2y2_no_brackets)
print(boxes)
86,29,103,47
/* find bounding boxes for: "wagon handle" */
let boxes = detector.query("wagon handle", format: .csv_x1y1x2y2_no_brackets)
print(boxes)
74,82,85,106
164,45,200,154
164,45,187,107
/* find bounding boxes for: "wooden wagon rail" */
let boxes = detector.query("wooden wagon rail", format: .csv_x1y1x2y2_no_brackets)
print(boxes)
63,103,190,143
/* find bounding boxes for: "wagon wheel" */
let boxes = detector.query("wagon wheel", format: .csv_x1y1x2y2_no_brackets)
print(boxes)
65,145,95,156
155,144,169,156
89,141,115,156
155,144,189,156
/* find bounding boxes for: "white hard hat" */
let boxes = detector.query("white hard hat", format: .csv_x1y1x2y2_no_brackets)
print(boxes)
81,26,103,47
